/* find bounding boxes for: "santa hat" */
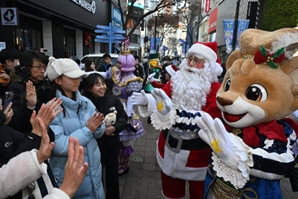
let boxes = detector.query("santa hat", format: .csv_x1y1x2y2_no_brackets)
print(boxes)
187,42,221,64
165,64,179,76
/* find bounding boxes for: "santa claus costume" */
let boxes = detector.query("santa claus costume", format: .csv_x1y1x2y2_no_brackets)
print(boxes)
133,42,223,199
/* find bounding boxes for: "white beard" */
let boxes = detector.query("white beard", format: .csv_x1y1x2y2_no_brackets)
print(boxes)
171,61,222,111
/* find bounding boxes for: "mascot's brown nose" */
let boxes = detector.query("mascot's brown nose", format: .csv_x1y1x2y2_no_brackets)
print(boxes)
217,96,233,106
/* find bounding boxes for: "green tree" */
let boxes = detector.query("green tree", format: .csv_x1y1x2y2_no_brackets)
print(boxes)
262,0,298,30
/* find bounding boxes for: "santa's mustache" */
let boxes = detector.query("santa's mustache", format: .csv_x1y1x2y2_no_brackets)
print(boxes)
182,65,202,74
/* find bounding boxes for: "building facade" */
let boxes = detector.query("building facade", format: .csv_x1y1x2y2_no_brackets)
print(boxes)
0,0,110,58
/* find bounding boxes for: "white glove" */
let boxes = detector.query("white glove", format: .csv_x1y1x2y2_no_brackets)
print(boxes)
196,112,253,189
131,90,148,106
151,88,172,115
196,112,235,167
147,72,156,83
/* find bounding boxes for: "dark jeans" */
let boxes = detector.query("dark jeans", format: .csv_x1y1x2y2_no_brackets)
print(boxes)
98,135,120,199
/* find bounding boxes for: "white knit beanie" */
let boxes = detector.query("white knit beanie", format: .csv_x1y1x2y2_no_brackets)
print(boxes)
45,56,85,81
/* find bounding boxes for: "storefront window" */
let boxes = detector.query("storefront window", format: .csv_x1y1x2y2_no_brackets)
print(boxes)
16,29,42,51
130,34,139,43
64,37,75,58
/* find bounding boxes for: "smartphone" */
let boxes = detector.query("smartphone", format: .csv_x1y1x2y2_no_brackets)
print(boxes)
3,91,13,110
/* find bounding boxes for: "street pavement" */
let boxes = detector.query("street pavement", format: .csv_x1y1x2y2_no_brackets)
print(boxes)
119,117,298,199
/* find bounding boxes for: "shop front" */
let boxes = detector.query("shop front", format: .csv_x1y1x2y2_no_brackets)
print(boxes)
0,0,109,58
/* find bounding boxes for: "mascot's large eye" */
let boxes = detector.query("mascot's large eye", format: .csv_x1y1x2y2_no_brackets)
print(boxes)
245,84,268,101
223,78,231,91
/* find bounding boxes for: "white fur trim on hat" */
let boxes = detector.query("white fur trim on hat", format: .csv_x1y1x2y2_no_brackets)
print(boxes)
186,43,217,63
45,56,85,81
165,65,178,76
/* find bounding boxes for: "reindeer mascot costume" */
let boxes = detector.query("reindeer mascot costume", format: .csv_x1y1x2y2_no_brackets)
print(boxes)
195,28,298,198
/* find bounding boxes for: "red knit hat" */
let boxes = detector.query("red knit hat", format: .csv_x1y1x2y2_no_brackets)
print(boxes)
165,64,179,76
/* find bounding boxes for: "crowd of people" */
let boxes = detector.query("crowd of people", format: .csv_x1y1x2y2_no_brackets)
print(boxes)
1,29,298,199
0,43,148,199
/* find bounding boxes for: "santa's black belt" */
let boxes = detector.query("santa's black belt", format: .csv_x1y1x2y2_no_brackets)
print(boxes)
162,130,209,151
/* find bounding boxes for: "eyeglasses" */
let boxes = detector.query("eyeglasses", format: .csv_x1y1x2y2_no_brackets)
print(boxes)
187,56,205,65
31,65,46,71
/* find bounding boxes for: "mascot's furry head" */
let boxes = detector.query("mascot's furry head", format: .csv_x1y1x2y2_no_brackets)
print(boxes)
219,28,298,128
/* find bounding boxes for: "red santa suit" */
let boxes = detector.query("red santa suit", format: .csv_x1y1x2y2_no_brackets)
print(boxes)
156,81,221,178
137,42,223,199
155,81,222,199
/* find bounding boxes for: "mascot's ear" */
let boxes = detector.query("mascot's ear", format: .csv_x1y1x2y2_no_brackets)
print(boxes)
226,50,242,71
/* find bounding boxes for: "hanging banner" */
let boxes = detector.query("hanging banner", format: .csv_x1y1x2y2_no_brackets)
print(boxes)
223,19,250,53
236,20,250,49
150,37,160,53
223,19,234,54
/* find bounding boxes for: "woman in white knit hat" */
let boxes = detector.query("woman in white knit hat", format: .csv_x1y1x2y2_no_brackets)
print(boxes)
44,57,106,199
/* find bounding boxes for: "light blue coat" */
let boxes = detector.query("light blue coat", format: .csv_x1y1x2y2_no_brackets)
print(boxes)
49,90,105,199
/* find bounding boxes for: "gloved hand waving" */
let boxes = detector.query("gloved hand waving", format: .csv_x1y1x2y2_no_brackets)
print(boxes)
147,72,156,83
131,90,148,106
196,112,233,163
151,88,172,115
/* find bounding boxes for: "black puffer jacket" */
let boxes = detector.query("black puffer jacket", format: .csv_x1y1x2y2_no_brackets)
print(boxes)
90,94,127,151
0,110,41,167
0,110,56,199
7,65,52,133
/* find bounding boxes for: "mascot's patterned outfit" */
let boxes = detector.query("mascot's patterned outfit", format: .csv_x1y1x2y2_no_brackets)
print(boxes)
107,48,145,176
132,42,223,199
192,28,298,199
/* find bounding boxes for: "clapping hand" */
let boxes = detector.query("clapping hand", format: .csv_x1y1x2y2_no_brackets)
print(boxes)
86,112,104,133
30,98,63,136
59,137,88,198
36,117,55,164
26,80,37,108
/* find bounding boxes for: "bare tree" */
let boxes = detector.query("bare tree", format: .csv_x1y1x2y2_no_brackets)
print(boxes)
146,14,179,53
106,0,189,37
166,37,179,56
176,1,202,45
